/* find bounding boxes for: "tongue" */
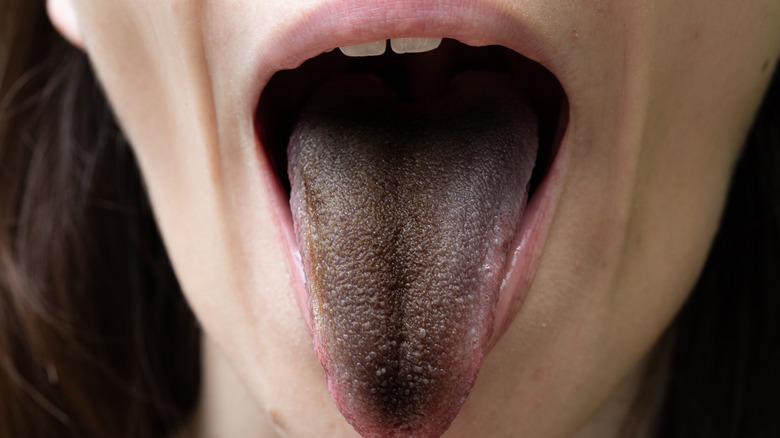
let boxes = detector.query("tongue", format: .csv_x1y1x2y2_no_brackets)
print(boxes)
288,71,537,438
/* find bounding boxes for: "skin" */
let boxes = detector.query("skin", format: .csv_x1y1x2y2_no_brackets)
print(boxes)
48,0,780,437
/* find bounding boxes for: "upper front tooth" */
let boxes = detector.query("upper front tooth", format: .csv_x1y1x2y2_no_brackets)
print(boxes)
339,40,386,57
390,38,442,54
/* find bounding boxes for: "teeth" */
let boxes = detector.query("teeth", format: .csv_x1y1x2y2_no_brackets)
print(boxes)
338,38,443,57
390,37,442,54
338,40,386,57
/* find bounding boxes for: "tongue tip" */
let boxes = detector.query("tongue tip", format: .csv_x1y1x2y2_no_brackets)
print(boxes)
329,379,473,438
348,419,458,438
317,338,483,438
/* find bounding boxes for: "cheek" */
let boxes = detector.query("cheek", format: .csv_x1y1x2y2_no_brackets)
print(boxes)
72,2,225,293
479,1,778,431
73,2,361,434
612,0,778,328
75,1,225,320
560,0,776,344
73,1,209,199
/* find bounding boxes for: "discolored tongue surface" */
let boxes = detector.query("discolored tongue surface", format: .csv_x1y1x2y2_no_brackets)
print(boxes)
288,72,537,438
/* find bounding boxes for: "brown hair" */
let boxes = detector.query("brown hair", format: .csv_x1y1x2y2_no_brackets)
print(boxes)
0,1,199,437
1,1,778,437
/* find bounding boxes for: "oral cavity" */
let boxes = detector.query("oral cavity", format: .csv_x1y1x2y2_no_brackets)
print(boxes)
256,38,563,438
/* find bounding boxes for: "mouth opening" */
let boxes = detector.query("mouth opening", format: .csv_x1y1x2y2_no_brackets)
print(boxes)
255,37,567,438
256,38,567,199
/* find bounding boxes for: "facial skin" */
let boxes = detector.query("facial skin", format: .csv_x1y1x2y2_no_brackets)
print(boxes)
49,0,780,437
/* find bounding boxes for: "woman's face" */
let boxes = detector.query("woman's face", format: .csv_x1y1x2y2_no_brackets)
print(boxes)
51,0,779,436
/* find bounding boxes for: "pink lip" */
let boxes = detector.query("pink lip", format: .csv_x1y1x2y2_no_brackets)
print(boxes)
252,0,572,353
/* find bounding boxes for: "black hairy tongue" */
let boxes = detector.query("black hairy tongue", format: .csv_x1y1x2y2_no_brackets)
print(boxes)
288,71,538,438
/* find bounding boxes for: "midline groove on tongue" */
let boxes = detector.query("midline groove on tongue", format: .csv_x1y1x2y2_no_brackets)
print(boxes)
288,72,538,438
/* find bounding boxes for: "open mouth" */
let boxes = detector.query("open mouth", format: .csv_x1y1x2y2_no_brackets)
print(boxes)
258,39,563,198
255,37,566,438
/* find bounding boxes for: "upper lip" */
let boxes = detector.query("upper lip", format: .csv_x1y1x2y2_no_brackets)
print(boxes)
248,0,569,107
